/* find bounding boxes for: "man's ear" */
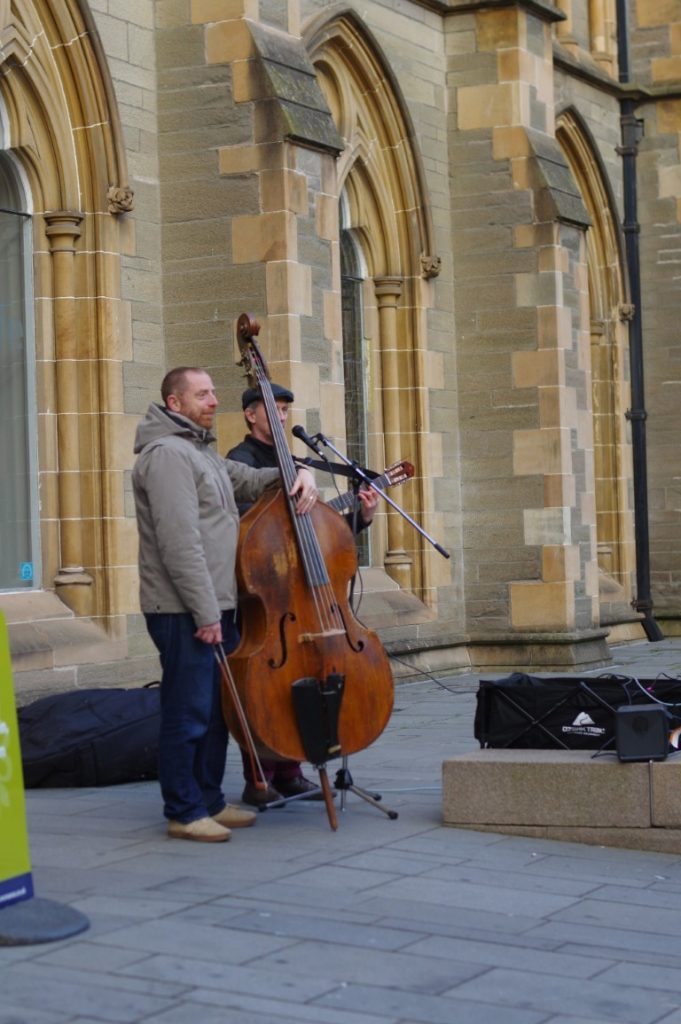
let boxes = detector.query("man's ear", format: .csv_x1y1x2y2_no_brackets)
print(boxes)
166,394,180,412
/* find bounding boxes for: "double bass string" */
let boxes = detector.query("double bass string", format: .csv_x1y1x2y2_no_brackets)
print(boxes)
253,363,344,638
260,373,334,622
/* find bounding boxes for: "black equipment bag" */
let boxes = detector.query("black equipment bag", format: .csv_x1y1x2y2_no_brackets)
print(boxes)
18,685,161,788
474,673,681,751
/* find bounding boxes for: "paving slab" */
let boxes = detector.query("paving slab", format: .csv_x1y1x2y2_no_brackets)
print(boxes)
2,640,681,1023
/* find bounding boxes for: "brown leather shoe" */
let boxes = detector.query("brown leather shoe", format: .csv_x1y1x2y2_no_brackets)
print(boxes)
275,776,334,801
167,817,231,842
241,782,283,807
212,804,256,829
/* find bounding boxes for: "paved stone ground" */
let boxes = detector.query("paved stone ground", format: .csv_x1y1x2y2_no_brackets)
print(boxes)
4,639,681,1023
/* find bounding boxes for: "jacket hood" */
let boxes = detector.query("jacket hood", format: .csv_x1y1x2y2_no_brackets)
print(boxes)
133,403,216,454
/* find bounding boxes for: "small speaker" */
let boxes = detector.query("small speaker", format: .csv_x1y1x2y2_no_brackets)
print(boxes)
615,705,669,762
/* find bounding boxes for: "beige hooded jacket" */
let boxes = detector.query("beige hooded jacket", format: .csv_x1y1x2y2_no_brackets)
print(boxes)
132,403,279,626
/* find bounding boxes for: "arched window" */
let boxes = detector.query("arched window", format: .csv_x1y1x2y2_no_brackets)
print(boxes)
0,154,39,591
308,10,441,601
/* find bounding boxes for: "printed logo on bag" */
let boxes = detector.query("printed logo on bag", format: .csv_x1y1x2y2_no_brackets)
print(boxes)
562,711,606,737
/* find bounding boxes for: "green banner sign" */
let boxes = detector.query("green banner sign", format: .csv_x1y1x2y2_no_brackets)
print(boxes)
0,611,33,908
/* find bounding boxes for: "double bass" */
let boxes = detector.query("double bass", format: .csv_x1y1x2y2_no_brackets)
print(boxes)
221,314,394,828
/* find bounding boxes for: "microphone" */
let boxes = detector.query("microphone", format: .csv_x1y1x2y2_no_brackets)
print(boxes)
292,424,323,456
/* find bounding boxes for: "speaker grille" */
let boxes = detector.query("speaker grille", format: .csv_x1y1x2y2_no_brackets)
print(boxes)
615,705,669,762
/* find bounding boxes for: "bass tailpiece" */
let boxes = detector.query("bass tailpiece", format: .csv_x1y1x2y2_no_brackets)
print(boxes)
291,674,344,765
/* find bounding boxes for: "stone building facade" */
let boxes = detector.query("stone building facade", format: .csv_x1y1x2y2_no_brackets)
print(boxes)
1,0,680,699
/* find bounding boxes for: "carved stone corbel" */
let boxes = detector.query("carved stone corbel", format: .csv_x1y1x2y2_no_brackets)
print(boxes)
107,184,135,214
420,254,442,279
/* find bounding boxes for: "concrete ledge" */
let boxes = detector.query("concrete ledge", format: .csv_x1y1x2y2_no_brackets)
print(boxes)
443,749,681,854
466,632,612,671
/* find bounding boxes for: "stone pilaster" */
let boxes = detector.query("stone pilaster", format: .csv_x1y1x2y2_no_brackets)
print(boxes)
630,0,681,627
448,0,602,657
589,0,617,74
44,211,94,615
375,276,412,590
203,8,342,432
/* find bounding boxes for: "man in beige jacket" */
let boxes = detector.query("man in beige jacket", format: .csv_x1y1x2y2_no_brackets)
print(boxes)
133,367,318,842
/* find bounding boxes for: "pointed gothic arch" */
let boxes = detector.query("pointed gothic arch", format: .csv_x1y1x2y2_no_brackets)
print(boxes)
556,106,636,623
0,0,132,629
305,8,444,606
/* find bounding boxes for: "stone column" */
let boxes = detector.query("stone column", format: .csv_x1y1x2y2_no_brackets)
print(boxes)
554,0,578,53
45,211,93,614
589,0,616,73
375,276,411,589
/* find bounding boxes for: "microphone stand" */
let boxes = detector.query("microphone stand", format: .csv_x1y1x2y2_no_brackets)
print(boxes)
303,431,450,560
294,456,378,480
295,431,450,820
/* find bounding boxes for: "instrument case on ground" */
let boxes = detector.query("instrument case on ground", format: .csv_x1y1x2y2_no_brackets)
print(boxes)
17,684,160,787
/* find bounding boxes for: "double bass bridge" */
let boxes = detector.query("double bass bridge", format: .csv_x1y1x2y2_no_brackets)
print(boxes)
298,628,346,643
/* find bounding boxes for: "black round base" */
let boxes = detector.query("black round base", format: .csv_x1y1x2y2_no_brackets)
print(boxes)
0,897,89,946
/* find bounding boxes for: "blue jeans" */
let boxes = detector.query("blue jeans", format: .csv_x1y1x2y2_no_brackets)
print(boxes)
145,610,239,823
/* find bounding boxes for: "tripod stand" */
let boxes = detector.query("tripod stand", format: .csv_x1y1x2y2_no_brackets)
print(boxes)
245,758,397,830
334,756,398,820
